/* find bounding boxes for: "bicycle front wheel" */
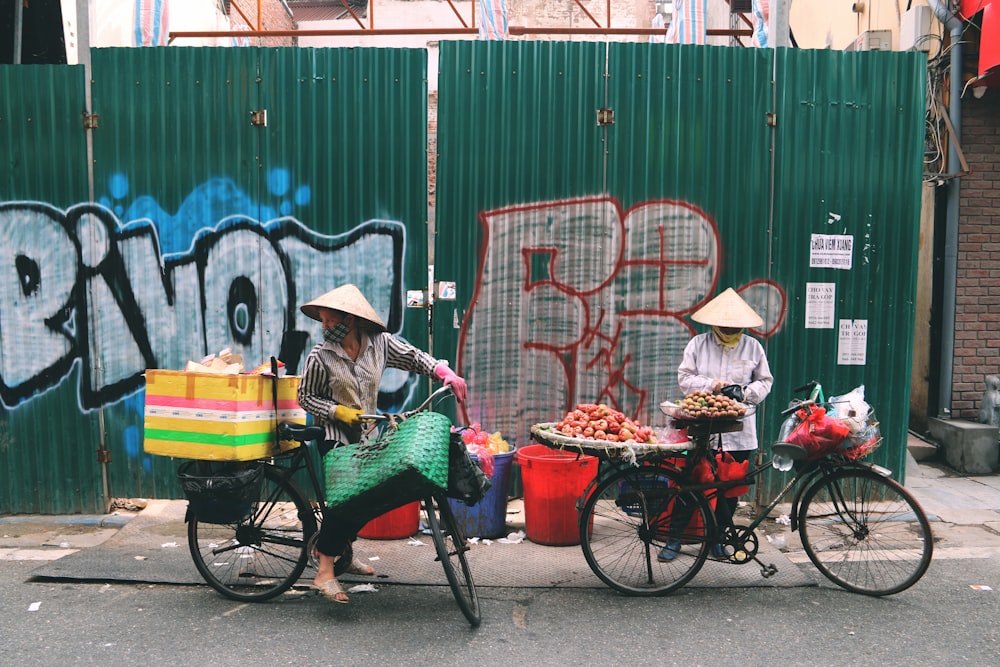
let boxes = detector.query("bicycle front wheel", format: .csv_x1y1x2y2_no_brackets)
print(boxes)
188,465,317,602
580,466,712,596
798,467,933,596
424,493,481,627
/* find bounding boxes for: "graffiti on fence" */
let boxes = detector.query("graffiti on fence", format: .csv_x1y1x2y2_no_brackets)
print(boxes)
0,184,786,465
0,198,407,411
457,196,785,445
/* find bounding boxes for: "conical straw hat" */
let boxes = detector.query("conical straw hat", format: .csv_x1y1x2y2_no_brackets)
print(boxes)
691,288,764,328
300,284,387,332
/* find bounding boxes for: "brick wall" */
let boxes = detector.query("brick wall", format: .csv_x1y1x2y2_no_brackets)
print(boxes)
509,0,653,39
235,0,296,46
953,90,1000,418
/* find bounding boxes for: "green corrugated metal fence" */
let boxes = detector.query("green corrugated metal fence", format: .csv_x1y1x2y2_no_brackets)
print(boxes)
434,41,926,500
0,42,925,513
1,48,430,513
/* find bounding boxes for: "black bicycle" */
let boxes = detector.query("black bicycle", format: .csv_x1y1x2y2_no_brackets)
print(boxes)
533,380,933,597
184,386,481,627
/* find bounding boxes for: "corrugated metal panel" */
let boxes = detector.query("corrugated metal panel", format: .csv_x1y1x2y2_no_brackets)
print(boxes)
0,48,429,512
88,47,265,505
0,65,89,203
756,48,927,496
434,40,609,447
435,42,926,497
0,65,104,513
88,47,430,504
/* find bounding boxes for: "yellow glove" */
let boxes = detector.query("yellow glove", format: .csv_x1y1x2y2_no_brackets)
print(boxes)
331,405,362,428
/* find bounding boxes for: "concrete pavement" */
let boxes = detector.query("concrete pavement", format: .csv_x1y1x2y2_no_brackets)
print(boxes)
3,452,1000,565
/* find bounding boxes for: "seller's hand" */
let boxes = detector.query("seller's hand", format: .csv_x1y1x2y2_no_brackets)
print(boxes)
434,364,468,403
331,404,362,428
710,379,727,393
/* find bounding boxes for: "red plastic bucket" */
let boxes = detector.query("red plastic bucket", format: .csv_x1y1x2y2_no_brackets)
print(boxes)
516,444,598,546
357,500,420,540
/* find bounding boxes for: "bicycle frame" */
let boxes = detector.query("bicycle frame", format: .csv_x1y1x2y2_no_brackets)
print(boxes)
610,447,897,550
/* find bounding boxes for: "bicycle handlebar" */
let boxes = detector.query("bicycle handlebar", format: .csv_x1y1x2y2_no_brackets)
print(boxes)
358,385,456,423
780,380,825,417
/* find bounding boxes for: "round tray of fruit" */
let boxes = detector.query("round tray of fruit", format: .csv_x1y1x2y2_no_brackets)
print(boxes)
659,391,756,423
531,403,690,462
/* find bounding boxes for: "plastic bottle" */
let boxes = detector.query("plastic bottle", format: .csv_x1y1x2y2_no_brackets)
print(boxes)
772,454,794,472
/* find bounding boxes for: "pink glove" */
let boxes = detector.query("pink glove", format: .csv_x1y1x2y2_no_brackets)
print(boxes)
434,364,468,402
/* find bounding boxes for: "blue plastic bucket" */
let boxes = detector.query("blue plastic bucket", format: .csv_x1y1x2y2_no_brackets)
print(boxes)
448,449,515,539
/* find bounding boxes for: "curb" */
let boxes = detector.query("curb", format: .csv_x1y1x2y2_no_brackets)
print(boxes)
0,513,137,529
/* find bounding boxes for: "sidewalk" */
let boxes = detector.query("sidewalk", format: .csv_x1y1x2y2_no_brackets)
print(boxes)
3,451,1000,564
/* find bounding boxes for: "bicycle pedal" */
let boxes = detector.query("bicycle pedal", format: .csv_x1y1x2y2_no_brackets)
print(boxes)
759,562,779,578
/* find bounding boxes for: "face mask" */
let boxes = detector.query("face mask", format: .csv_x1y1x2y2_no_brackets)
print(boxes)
323,321,351,345
712,326,743,347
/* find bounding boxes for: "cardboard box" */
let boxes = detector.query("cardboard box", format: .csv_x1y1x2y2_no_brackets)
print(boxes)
143,369,307,461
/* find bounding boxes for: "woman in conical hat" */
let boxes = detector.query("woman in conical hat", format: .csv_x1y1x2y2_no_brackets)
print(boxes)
658,287,773,563
297,283,468,603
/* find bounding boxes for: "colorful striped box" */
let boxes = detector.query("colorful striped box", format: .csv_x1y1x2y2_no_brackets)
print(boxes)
143,369,307,461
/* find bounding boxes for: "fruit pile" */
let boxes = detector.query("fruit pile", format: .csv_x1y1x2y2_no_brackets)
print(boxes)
459,423,511,454
675,390,747,420
553,403,656,443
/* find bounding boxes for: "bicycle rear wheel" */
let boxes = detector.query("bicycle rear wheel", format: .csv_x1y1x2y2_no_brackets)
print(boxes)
798,467,933,596
188,465,317,602
424,492,481,627
579,466,712,596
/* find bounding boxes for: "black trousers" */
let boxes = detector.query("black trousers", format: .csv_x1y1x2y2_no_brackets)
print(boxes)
315,438,367,558
315,507,365,558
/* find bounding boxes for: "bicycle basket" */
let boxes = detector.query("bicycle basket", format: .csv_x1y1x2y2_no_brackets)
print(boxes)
837,409,882,460
324,411,451,517
177,460,263,524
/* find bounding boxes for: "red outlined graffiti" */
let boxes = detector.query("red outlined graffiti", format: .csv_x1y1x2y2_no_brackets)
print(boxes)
456,195,784,448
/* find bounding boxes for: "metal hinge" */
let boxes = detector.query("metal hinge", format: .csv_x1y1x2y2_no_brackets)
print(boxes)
766,112,778,128
250,110,268,127
83,113,99,130
96,448,112,464
596,108,615,126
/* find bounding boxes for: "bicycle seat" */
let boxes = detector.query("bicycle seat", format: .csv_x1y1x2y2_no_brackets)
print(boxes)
771,442,809,460
277,422,326,443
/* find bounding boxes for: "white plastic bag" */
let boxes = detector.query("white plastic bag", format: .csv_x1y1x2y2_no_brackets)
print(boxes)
829,385,871,434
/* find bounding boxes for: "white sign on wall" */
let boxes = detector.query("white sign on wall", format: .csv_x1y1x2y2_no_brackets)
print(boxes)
805,282,836,329
810,234,854,270
837,319,868,365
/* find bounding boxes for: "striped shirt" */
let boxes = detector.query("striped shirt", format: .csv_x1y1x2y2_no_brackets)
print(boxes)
677,332,773,451
297,332,442,444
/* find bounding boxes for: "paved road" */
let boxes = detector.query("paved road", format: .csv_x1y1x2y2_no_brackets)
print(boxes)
2,455,999,666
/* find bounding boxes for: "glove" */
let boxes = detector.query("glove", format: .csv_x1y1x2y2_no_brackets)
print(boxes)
434,364,468,403
721,384,746,403
330,405,362,428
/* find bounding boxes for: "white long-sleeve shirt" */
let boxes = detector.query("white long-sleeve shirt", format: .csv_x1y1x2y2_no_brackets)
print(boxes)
677,332,773,451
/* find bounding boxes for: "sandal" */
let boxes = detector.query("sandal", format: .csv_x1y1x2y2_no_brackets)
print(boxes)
311,578,349,604
345,559,375,576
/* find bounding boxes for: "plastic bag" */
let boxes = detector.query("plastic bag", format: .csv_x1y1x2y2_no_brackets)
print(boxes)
785,406,851,459
828,385,871,434
445,432,492,506
716,452,749,498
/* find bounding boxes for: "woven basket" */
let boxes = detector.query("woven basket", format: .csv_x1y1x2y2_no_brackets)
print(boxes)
324,411,451,516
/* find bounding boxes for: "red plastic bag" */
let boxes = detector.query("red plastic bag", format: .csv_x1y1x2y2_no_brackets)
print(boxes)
785,406,851,459
715,452,749,498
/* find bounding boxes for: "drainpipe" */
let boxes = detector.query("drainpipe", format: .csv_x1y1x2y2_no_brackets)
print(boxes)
927,0,963,419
